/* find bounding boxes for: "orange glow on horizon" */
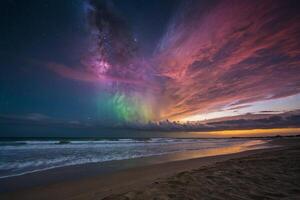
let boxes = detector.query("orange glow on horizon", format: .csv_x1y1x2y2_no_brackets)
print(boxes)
194,128,300,137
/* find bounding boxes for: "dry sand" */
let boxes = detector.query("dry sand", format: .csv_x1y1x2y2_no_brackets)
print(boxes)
1,138,299,200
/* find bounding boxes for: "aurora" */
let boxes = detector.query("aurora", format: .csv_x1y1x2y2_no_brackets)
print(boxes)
0,0,300,135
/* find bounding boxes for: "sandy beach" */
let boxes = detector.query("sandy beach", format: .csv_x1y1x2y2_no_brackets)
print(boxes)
1,137,299,200
106,138,300,200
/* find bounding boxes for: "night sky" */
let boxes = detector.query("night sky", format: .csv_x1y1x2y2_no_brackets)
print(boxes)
0,0,177,121
0,0,300,136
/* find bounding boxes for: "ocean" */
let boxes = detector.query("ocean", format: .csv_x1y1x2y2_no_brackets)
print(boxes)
0,137,269,179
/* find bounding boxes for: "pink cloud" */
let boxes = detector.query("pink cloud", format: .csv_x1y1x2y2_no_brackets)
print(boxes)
44,62,158,89
155,0,300,120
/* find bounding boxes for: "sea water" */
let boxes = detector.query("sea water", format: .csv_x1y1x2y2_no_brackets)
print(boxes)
0,138,267,178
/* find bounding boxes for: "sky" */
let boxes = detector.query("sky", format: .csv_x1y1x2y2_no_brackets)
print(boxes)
0,0,300,137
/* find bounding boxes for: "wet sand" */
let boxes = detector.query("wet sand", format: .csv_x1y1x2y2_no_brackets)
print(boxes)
1,137,299,200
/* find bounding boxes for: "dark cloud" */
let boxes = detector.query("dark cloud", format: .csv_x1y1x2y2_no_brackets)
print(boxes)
259,111,280,113
1,110,300,135
131,111,300,131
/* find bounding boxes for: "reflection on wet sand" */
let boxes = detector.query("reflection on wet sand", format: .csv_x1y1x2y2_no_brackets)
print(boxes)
158,139,271,163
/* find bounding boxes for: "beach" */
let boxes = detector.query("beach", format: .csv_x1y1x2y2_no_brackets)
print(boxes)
106,138,300,200
1,137,299,200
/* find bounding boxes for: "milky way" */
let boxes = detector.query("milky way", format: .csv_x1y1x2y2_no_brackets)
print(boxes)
47,0,300,122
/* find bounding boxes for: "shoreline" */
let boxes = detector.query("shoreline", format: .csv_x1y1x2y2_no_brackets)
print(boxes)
0,138,270,180
0,139,270,191
0,137,298,199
